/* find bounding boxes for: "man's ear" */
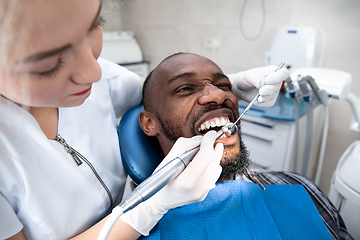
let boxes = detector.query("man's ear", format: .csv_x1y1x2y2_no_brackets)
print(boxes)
139,110,159,136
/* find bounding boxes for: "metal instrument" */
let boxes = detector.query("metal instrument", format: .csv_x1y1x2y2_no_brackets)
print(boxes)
222,62,286,137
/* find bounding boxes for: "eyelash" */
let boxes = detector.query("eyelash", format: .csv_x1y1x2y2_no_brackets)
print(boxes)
89,16,106,33
216,83,232,91
175,83,232,95
37,57,64,79
175,86,194,94
36,16,105,79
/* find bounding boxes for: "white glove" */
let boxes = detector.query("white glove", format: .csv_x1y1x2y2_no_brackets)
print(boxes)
228,65,289,107
120,131,223,235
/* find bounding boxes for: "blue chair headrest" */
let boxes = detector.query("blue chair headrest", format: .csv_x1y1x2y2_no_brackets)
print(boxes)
118,105,164,185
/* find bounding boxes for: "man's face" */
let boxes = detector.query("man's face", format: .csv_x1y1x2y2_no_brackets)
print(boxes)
143,53,249,181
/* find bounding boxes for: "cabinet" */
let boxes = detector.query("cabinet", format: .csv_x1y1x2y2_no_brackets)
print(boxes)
241,115,294,171
239,94,324,180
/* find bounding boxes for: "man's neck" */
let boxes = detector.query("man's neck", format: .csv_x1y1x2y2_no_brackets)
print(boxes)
217,173,236,183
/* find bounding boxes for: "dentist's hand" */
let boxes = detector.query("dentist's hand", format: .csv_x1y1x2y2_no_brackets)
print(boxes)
228,65,289,107
152,131,223,209
120,131,223,236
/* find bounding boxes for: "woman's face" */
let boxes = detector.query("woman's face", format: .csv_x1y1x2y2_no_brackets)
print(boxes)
0,0,103,108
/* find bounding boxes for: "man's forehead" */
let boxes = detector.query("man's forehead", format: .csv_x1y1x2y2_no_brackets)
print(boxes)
154,53,223,83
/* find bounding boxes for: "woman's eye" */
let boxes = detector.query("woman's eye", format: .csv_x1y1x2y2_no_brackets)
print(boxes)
89,16,106,33
37,58,64,79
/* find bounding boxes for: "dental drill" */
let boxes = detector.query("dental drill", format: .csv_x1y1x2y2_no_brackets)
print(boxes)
98,62,285,240
117,123,239,214
97,124,238,240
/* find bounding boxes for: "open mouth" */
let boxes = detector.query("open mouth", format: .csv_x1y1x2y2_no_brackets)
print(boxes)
197,116,238,142
198,116,231,135
195,110,238,144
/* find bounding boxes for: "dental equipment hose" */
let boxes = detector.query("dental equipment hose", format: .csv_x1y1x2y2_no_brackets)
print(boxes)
98,62,285,239
97,124,238,240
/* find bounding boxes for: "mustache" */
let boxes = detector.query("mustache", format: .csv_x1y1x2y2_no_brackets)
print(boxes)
193,104,237,124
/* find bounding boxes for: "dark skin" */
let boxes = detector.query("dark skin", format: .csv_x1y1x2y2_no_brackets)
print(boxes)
140,53,248,181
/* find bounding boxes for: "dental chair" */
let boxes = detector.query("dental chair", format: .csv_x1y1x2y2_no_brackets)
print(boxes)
117,105,333,239
118,105,163,185
328,141,360,240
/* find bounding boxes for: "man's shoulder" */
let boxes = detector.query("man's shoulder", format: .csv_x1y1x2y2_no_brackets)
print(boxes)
250,171,316,188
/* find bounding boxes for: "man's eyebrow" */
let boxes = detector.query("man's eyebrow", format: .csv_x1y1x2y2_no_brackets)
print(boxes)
22,44,72,63
168,72,196,83
212,72,229,80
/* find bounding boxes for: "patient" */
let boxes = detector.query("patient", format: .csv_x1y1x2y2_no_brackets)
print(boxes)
136,53,352,239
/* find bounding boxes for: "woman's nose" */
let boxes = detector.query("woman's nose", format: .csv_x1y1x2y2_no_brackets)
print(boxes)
69,43,102,84
198,84,227,105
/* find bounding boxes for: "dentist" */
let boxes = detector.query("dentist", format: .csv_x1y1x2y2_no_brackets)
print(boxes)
0,0,288,239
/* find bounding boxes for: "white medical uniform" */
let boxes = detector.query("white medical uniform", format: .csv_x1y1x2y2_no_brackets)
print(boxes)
0,58,142,239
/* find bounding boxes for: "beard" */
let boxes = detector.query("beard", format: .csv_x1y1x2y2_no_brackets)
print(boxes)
158,111,250,182
217,129,249,182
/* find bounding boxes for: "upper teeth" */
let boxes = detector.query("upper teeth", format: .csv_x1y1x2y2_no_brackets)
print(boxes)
198,117,230,132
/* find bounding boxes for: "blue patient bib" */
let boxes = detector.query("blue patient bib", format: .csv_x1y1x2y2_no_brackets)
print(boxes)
141,180,332,240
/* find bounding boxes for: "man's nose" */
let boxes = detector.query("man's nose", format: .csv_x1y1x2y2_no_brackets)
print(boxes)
197,84,227,105
69,43,101,85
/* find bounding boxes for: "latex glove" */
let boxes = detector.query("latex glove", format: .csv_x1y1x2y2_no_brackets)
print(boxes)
228,65,289,107
120,131,223,235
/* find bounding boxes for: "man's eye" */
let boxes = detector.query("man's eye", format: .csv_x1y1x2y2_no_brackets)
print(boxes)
176,86,194,93
217,84,232,91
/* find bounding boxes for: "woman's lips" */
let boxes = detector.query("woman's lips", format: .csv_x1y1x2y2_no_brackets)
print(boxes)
73,86,91,96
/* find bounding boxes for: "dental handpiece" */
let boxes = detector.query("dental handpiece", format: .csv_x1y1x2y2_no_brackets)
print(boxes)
97,124,238,240
118,123,238,214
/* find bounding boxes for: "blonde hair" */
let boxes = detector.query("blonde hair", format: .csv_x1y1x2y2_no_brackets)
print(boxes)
0,1,26,74
0,0,31,105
